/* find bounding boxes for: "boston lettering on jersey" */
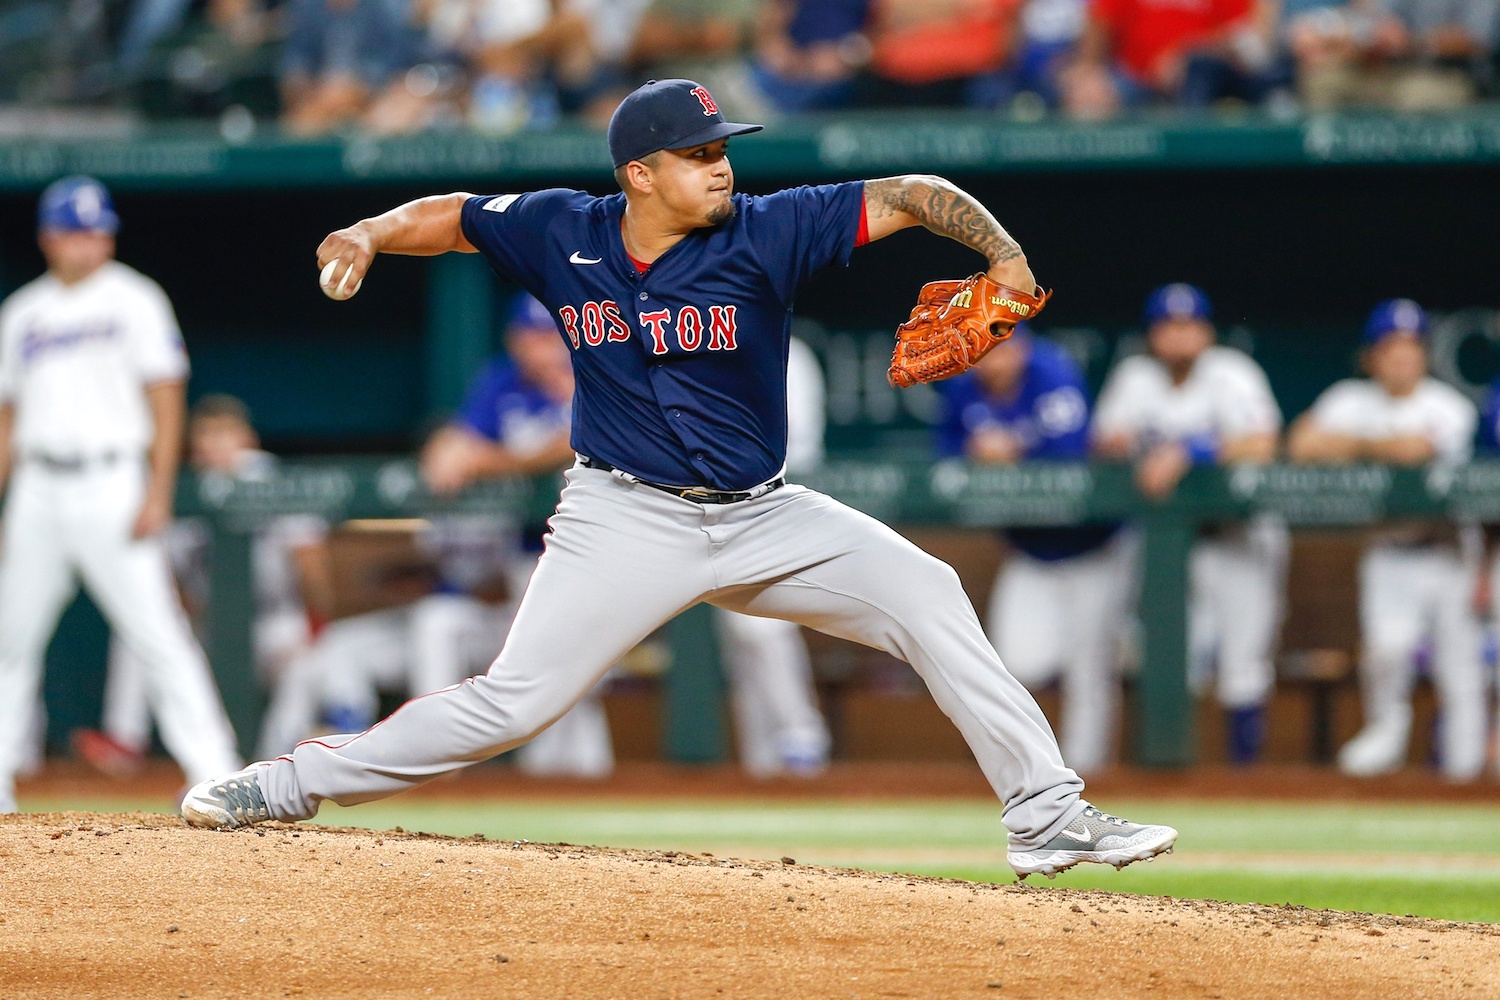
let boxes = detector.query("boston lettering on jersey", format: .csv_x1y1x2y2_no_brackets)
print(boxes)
460,183,862,491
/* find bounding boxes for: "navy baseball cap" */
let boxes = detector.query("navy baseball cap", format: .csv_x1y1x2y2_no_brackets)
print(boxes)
1363,298,1428,344
607,79,763,168
507,293,555,332
1144,283,1211,324
37,175,118,235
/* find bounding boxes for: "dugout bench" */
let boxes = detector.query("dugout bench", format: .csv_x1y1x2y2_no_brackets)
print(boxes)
180,458,1500,768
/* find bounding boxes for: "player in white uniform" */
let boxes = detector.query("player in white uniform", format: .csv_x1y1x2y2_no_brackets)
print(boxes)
1288,299,1485,781
1092,283,1286,763
0,177,242,811
79,396,332,769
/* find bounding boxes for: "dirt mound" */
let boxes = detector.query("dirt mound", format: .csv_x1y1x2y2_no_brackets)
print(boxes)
2,812,1495,999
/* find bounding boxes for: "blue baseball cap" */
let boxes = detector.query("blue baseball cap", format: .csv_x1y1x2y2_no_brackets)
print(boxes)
1144,283,1212,325
37,176,118,235
607,79,763,168
1363,298,1428,344
507,293,555,333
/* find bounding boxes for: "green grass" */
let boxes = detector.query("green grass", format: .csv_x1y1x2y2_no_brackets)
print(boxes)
23,792,1500,922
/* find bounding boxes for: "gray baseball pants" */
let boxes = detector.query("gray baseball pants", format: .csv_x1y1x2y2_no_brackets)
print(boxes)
260,464,1086,848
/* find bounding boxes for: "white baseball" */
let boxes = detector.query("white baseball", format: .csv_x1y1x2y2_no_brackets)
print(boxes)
319,258,363,301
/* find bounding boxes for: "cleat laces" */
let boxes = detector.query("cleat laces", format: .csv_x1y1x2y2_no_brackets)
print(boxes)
214,775,269,825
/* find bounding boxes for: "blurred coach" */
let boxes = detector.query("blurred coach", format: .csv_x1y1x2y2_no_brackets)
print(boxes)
0,177,241,811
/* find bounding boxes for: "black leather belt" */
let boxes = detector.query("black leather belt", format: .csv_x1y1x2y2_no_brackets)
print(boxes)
26,451,127,473
580,457,784,505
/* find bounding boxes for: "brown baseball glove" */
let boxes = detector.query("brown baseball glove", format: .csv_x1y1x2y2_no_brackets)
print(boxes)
887,273,1053,388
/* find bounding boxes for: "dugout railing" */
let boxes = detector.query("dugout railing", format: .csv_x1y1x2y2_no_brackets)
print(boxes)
180,458,1500,767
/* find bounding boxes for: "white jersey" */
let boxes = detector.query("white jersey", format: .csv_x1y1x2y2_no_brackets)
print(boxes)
0,260,188,456
1093,345,1282,448
786,336,826,475
1307,377,1477,464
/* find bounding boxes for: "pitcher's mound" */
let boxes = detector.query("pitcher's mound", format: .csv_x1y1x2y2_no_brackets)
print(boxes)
3,812,1495,999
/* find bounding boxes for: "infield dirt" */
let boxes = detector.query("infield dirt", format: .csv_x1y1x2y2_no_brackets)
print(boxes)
3,812,1497,999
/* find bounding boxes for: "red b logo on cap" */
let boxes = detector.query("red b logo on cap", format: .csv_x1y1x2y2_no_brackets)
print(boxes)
690,86,718,116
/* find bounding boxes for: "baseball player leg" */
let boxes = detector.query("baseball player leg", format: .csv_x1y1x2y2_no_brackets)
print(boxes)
706,488,1085,849
0,473,85,811
515,684,615,778
408,593,490,696
990,549,1120,774
1208,534,1286,711
1186,541,1222,701
1056,547,1130,774
69,465,240,785
1340,547,1428,776
1430,553,1486,782
256,642,327,759
255,467,718,820
717,610,830,776
315,608,413,732
101,637,153,755
985,552,1065,692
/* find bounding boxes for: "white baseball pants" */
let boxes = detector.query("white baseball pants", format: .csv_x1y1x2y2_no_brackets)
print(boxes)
260,465,1085,848
1187,521,1289,710
0,462,240,810
1344,543,1486,781
986,539,1132,775
718,610,831,776
104,606,314,757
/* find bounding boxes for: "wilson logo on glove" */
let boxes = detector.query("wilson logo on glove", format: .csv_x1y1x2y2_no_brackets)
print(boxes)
887,272,1052,388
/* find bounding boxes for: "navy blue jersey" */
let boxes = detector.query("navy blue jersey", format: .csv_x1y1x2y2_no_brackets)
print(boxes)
460,183,864,491
937,338,1117,561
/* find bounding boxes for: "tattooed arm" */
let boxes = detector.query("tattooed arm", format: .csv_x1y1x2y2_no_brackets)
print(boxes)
862,175,1037,293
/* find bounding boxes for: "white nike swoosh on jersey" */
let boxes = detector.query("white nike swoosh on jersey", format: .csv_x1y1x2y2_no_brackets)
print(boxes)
569,252,603,265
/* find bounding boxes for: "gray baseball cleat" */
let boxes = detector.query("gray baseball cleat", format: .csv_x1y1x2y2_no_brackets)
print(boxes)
1007,804,1177,880
181,765,272,830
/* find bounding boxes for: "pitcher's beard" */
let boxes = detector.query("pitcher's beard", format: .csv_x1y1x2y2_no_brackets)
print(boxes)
705,198,736,226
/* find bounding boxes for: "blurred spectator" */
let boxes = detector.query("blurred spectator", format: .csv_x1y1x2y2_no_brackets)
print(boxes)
862,0,1022,108
1287,299,1485,782
1006,0,1091,109
937,327,1129,774
362,0,553,135
1093,283,1285,763
118,0,278,81
750,0,872,113
279,0,413,135
1291,0,1496,110
1060,0,1275,117
631,0,767,121
533,0,654,123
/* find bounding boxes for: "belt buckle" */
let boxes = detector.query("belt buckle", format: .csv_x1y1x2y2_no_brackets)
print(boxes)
679,486,724,502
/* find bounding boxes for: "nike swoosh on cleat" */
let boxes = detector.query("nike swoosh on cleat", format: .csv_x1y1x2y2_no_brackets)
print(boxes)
569,252,603,265
1058,826,1092,842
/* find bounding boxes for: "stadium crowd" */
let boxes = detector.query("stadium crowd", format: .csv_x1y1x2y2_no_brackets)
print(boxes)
4,0,1498,132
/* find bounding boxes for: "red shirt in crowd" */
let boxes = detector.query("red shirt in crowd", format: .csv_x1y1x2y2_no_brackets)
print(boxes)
1092,0,1250,85
870,0,1020,85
